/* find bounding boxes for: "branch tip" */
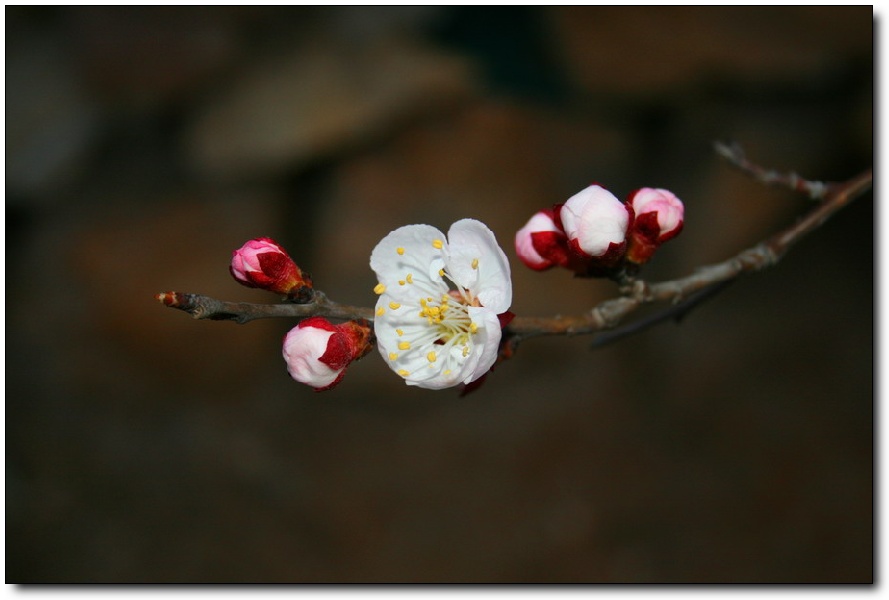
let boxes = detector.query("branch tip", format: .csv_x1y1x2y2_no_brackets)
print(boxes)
156,291,185,308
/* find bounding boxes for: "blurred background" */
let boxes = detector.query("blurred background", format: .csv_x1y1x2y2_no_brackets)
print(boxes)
6,6,873,583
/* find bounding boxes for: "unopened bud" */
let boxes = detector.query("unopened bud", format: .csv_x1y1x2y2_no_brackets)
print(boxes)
230,237,313,299
625,187,684,265
559,184,633,270
282,317,373,391
515,209,570,271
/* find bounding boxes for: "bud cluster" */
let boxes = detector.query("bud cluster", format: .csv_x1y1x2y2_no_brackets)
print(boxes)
515,184,684,277
223,183,682,395
229,237,372,392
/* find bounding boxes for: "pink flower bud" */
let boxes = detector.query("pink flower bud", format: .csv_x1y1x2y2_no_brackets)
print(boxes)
282,317,373,391
559,184,633,269
230,237,313,299
625,187,684,265
514,209,571,271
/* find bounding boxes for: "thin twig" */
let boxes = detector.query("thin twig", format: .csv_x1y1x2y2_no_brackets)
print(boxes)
713,141,830,199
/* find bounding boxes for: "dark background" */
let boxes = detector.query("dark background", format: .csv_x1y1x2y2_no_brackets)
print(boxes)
6,6,873,582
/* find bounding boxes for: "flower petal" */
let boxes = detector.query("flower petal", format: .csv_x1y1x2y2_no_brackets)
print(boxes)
464,306,502,384
370,224,449,302
446,219,512,313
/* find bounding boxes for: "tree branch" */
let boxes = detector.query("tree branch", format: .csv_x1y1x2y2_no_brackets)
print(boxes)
156,151,872,355
588,279,735,349
155,290,374,324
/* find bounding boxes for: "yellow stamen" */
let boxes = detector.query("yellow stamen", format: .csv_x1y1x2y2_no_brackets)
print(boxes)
469,322,478,334
373,283,386,295
389,301,401,310
398,280,405,286
427,351,437,363
396,247,405,255
388,352,398,361
396,329,404,336
462,346,470,357
439,268,445,277
398,369,410,377
376,307,385,316
398,341,411,350
471,258,479,270
432,239,443,250
406,273,413,284
444,369,452,376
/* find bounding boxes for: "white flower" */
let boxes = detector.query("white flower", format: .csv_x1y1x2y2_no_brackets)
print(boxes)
370,219,512,390
560,184,631,258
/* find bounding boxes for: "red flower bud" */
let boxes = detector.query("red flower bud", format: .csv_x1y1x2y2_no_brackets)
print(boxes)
230,237,313,299
625,188,685,265
515,209,571,271
282,317,373,391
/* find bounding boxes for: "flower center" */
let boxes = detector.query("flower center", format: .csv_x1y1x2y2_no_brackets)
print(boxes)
419,290,480,349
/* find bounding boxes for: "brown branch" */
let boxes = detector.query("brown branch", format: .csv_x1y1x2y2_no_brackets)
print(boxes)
155,290,374,324
588,279,735,349
156,152,872,354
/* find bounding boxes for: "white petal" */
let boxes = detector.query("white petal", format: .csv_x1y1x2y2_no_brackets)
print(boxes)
390,336,459,390
370,224,447,297
464,306,502,383
374,300,448,385
446,219,512,313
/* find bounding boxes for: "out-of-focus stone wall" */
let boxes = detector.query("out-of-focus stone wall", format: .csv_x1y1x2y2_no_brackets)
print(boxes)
6,6,872,582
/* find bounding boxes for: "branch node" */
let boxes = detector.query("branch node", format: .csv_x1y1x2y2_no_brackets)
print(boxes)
591,296,639,330
629,279,652,302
